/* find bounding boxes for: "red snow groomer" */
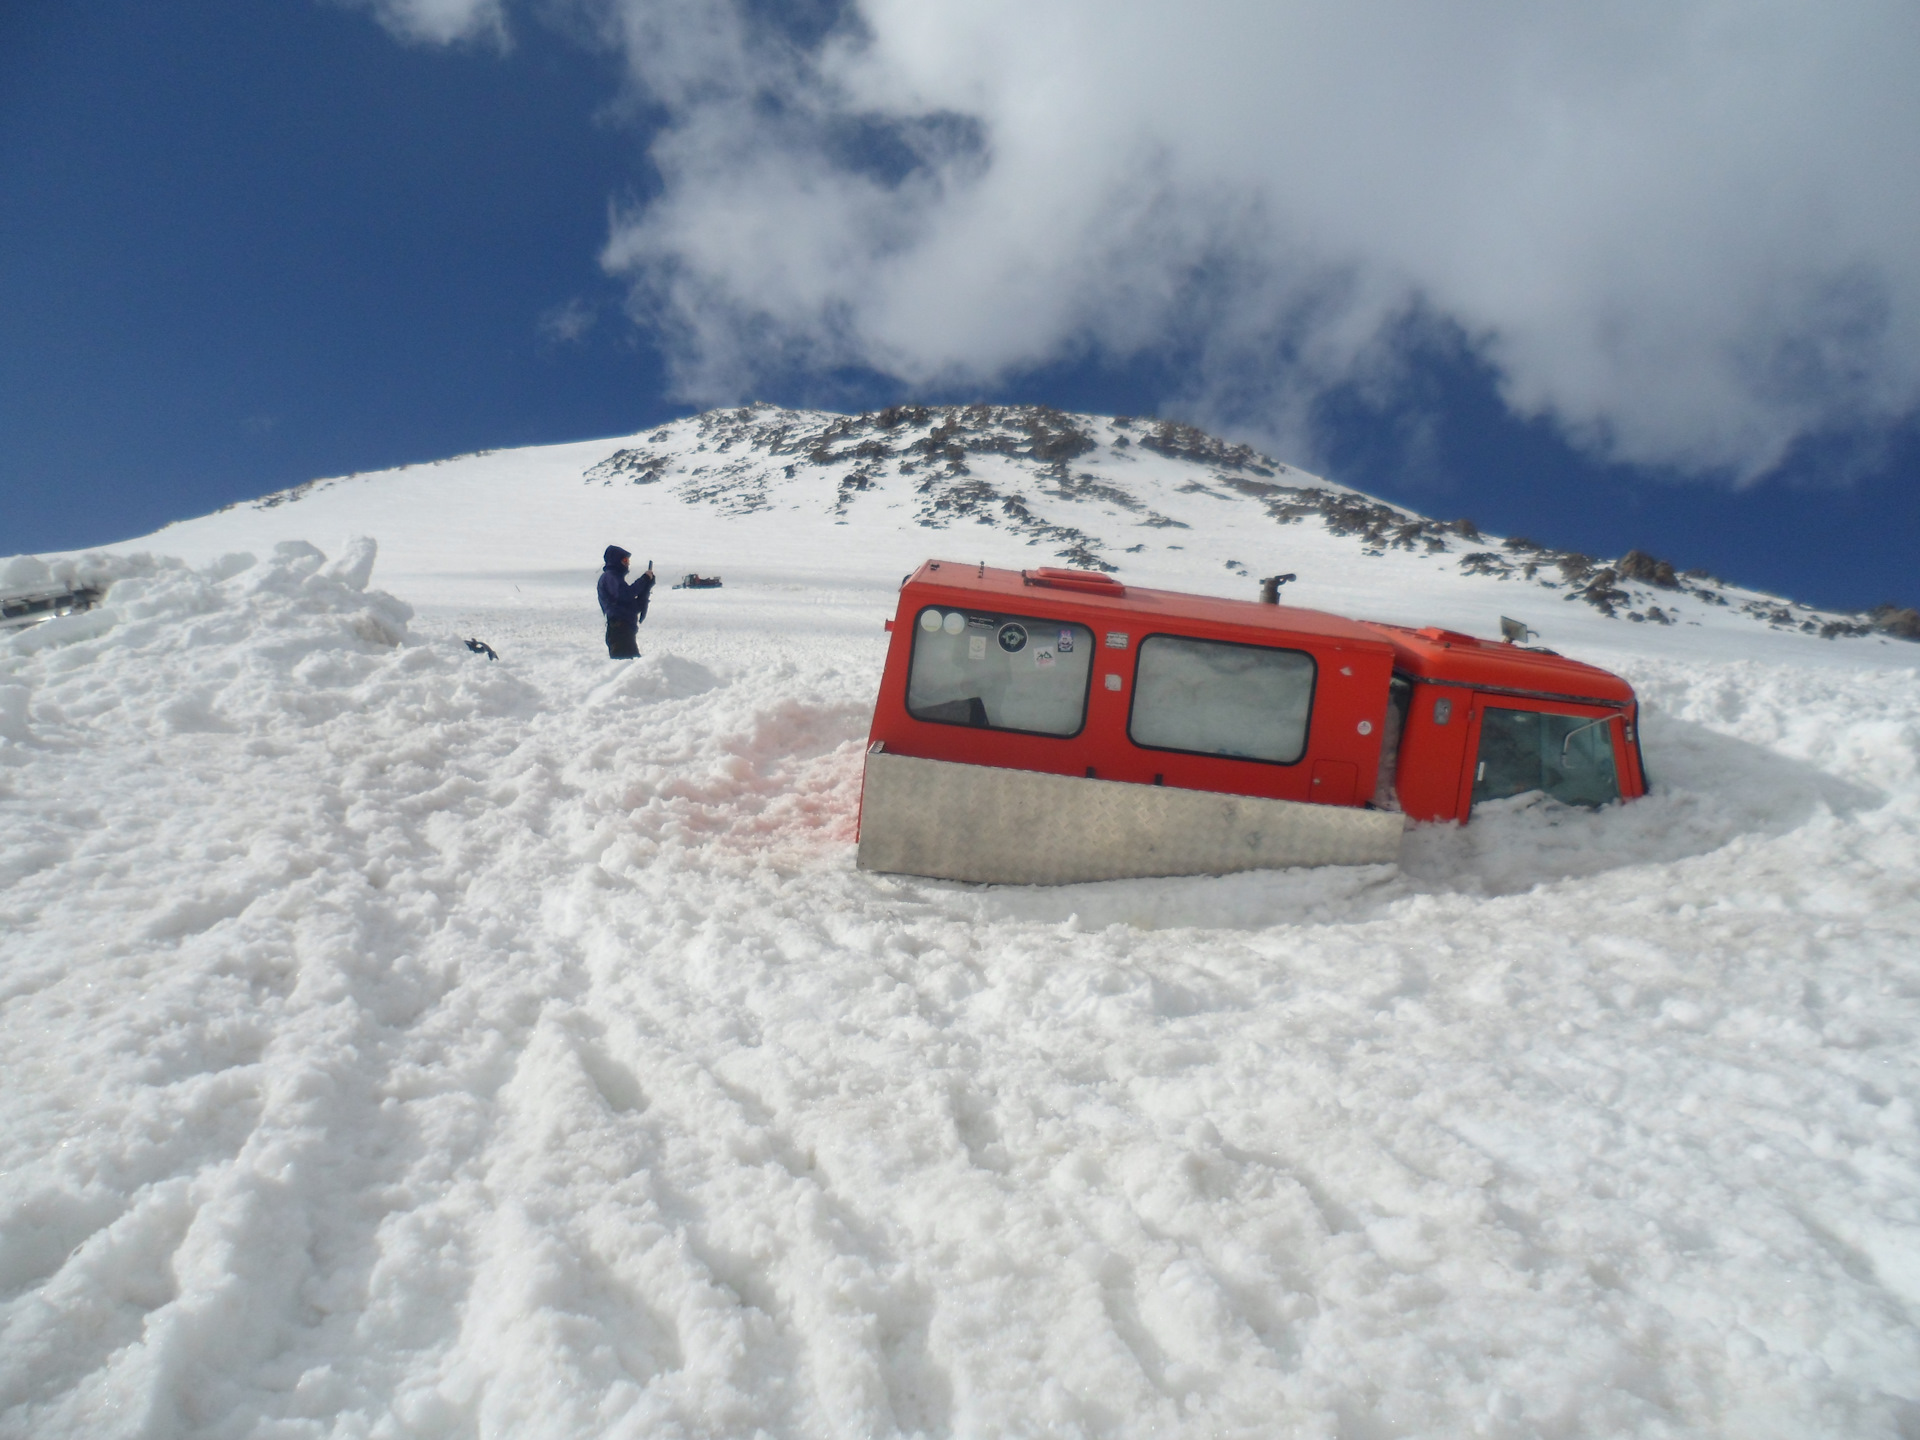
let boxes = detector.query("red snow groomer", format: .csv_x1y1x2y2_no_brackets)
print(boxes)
856,561,1647,884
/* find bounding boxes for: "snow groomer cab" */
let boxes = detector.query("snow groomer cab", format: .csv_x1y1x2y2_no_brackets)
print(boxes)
855,561,1648,885
1356,623,1648,826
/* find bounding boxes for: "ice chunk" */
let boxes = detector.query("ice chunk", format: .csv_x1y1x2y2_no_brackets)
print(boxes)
324,535,378,591
1,554,53,589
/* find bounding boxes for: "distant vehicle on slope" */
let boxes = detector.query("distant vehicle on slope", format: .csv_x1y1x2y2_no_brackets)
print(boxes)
1,584,102,633
857,561,1647,884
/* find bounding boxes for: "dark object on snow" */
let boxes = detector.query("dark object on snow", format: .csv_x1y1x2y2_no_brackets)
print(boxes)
1616,549,1680,589
1870,604,1920,641
1,585,102,631
1565,566,1631,617
1258,573,1296,605
465,637,498,661
597,548,655,621
598,546,656,658
606,619,639,659
674,574,724,589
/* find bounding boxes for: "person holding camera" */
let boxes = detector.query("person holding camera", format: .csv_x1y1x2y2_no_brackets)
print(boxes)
598,545,655,658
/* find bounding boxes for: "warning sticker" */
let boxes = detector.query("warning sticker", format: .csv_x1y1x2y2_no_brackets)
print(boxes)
1105,632,1129,649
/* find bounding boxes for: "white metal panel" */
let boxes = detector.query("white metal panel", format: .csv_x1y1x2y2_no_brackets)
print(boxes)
856,748,1404,885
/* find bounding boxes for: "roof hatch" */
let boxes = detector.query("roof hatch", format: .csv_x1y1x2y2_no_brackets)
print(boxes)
1023,568,1126,596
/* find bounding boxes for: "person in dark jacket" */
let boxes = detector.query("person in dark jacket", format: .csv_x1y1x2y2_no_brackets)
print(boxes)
598,545,655,658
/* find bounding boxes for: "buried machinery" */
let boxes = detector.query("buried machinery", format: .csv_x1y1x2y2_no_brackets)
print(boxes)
855,561,1647,884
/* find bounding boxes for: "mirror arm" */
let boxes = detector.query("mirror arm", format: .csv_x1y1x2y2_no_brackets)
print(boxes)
1560,713,1622,759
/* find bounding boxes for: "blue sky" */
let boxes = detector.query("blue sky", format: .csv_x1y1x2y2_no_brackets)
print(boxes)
4,0,1918,613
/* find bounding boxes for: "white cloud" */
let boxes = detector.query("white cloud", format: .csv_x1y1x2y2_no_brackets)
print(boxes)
537,296,599,346
396,0,1920,479
345,0,506,47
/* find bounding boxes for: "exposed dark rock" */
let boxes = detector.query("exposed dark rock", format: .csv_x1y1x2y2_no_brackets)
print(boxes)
1138,420,1277,475
1742,601,1798,627
243,476,337,510
1020,409,1097,464
1567,568,1630,616
1054,541,1116,572
1037,469,1143,513
1870,604,1920,641
583,449,670,485
833,468,878,514
1617,550,1680,589
1820,619,1875,640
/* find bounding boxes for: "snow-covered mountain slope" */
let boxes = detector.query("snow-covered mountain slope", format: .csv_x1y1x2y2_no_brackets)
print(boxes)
3,407,1918,1438
120,402,1920,659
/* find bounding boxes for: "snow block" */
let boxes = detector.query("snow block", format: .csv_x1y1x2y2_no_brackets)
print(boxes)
857,747,1404,884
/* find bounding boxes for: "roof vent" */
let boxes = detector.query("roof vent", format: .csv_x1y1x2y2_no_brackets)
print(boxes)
1023,568,1125,596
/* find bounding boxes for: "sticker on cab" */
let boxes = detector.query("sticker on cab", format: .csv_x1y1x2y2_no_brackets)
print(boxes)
968,634,986,660
1057,629,1075,653
997,623,1028,653
1032,646,1057,669
1105,631,1129,649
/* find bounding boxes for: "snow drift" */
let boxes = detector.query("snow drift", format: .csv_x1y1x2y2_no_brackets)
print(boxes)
3,410,1919,1438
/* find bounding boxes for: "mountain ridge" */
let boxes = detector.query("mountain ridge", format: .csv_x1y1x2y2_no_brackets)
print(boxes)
219,402,1918,645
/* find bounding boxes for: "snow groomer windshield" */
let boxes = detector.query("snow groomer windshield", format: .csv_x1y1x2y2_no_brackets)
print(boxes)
906,607,1095,736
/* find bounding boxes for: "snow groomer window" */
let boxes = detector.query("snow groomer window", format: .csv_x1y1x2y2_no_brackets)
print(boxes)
1472,707,1621,809
907,608,1095,736
1128,634,1315,764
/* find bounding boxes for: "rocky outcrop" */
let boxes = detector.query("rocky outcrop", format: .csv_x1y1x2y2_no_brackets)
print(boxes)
551,402,1919,642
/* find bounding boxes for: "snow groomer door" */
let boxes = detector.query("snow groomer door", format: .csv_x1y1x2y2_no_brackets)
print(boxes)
1466,702,1625,812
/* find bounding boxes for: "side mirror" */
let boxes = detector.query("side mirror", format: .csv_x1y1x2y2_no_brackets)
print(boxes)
1499,616,1539,644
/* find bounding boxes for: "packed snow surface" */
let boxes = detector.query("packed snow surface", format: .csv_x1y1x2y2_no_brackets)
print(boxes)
3,407,1919,1438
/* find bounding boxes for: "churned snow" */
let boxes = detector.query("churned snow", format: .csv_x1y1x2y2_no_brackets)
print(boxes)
3,409,1919,1438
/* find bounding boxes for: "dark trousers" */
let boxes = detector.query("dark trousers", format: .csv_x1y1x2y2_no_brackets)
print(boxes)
606,617,639,658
